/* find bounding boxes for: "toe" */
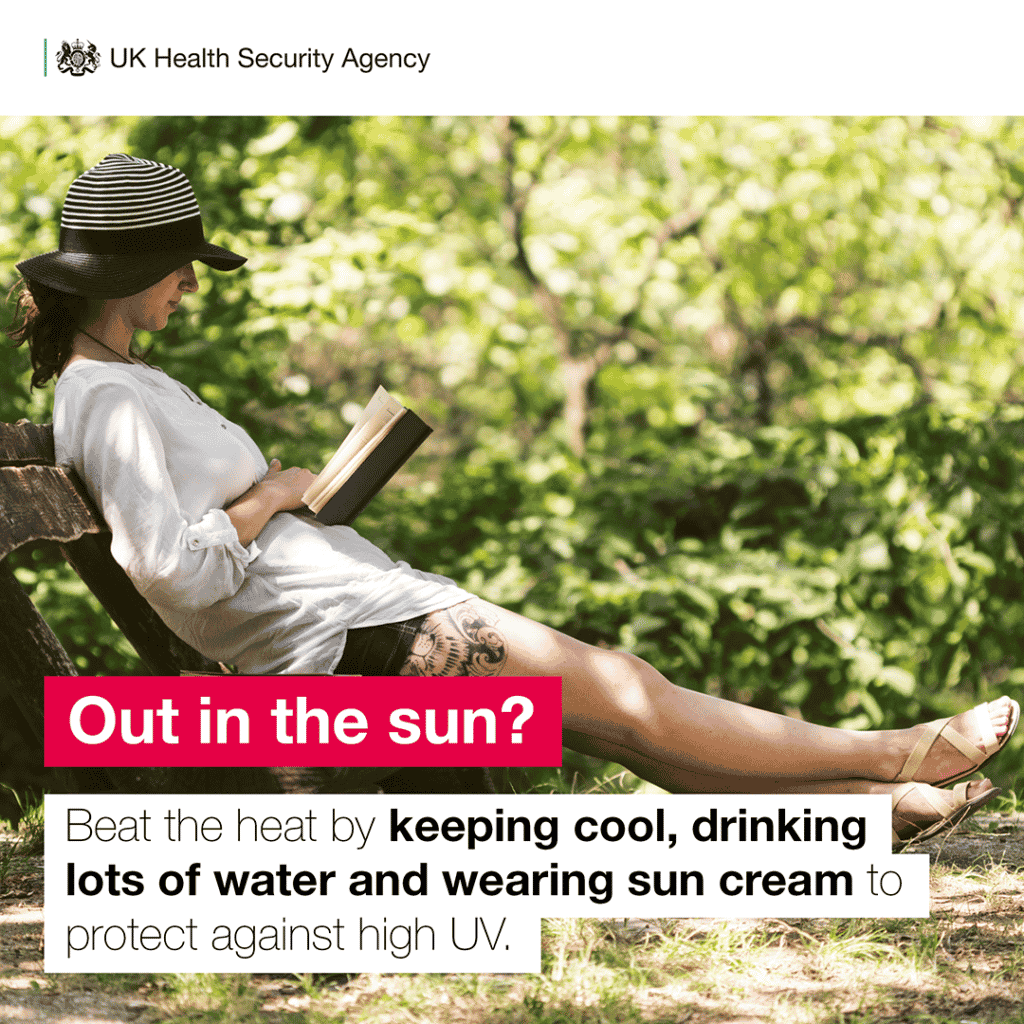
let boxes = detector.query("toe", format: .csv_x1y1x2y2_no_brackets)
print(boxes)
989,696,1019,738
965,778,994,800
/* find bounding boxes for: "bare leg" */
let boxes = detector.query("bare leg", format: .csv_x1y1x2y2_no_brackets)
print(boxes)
402,600,1015,787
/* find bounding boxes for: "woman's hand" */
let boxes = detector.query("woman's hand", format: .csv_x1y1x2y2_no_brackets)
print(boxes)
260,458,319,512
225,459,319,546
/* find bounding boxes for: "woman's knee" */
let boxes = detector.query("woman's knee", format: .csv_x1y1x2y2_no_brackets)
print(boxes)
579,647,674,748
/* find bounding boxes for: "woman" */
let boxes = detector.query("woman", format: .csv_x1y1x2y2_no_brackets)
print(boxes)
9,154,1019,847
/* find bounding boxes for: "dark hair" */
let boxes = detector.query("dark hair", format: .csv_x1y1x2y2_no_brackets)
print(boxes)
6,277,91,388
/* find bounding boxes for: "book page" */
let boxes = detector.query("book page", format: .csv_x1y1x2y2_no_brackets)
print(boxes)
302,386,404,508
306,408,408,514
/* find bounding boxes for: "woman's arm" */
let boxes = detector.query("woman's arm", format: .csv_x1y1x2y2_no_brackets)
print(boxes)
225,459,318,546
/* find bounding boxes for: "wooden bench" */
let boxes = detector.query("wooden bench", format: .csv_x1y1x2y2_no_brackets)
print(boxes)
0,419,492,823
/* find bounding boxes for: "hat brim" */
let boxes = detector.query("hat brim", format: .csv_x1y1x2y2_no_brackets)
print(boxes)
16,242,246,299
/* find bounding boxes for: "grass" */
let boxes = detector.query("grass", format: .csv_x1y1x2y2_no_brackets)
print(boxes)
0,786,43,892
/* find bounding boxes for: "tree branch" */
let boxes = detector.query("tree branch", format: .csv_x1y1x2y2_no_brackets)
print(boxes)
496,115,717,454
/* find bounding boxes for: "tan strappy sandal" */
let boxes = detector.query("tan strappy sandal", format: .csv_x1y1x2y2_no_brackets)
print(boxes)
895,699,1019,788
891,780,1001,851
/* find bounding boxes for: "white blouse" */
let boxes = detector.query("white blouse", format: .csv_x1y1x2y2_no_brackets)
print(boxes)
53,360,471,674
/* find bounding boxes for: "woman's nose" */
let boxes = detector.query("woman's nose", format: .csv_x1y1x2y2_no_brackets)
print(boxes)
180,264,199,291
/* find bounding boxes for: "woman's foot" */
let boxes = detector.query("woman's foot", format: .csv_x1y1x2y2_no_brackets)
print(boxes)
891,778,1000,850
890,697,1018,787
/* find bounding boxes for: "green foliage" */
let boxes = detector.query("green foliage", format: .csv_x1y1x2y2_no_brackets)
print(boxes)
3,116,1024,794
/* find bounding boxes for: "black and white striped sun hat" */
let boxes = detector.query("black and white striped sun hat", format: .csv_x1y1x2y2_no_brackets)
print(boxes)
16,153,245,298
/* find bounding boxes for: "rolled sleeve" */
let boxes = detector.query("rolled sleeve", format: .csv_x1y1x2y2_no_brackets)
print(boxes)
185,508,261,560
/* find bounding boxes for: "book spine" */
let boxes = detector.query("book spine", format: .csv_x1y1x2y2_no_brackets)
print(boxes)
314,411,432,526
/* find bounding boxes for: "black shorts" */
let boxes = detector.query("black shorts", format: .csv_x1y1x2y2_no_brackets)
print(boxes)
332,614,427,675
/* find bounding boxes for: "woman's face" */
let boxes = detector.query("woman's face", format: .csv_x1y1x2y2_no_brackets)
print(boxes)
121,263,199,333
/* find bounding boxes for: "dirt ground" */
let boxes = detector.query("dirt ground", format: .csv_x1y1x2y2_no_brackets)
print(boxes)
2,814,1022,1024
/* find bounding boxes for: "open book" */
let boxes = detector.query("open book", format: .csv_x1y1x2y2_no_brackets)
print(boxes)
301,386,432,525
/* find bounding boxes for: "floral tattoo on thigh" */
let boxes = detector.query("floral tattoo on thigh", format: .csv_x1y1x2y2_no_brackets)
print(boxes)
400,602,507,676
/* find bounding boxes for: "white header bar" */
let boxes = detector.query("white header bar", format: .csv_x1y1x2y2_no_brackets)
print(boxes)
6,1,1024,114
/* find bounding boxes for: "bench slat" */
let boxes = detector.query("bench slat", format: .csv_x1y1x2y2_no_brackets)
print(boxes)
0,465,104,562
61,533,222,675
0,420,56,465
0,559,76,741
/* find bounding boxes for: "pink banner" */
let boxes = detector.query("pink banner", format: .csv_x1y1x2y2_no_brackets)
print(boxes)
44,676,562,767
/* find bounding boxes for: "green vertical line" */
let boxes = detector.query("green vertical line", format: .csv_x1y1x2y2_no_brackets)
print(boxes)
44,38,47,76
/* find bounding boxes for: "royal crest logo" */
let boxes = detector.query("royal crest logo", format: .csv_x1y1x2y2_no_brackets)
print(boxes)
56,39,100,76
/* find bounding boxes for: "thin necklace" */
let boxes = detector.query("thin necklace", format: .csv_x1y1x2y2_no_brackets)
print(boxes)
78,328,150,367
75,327,204,406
